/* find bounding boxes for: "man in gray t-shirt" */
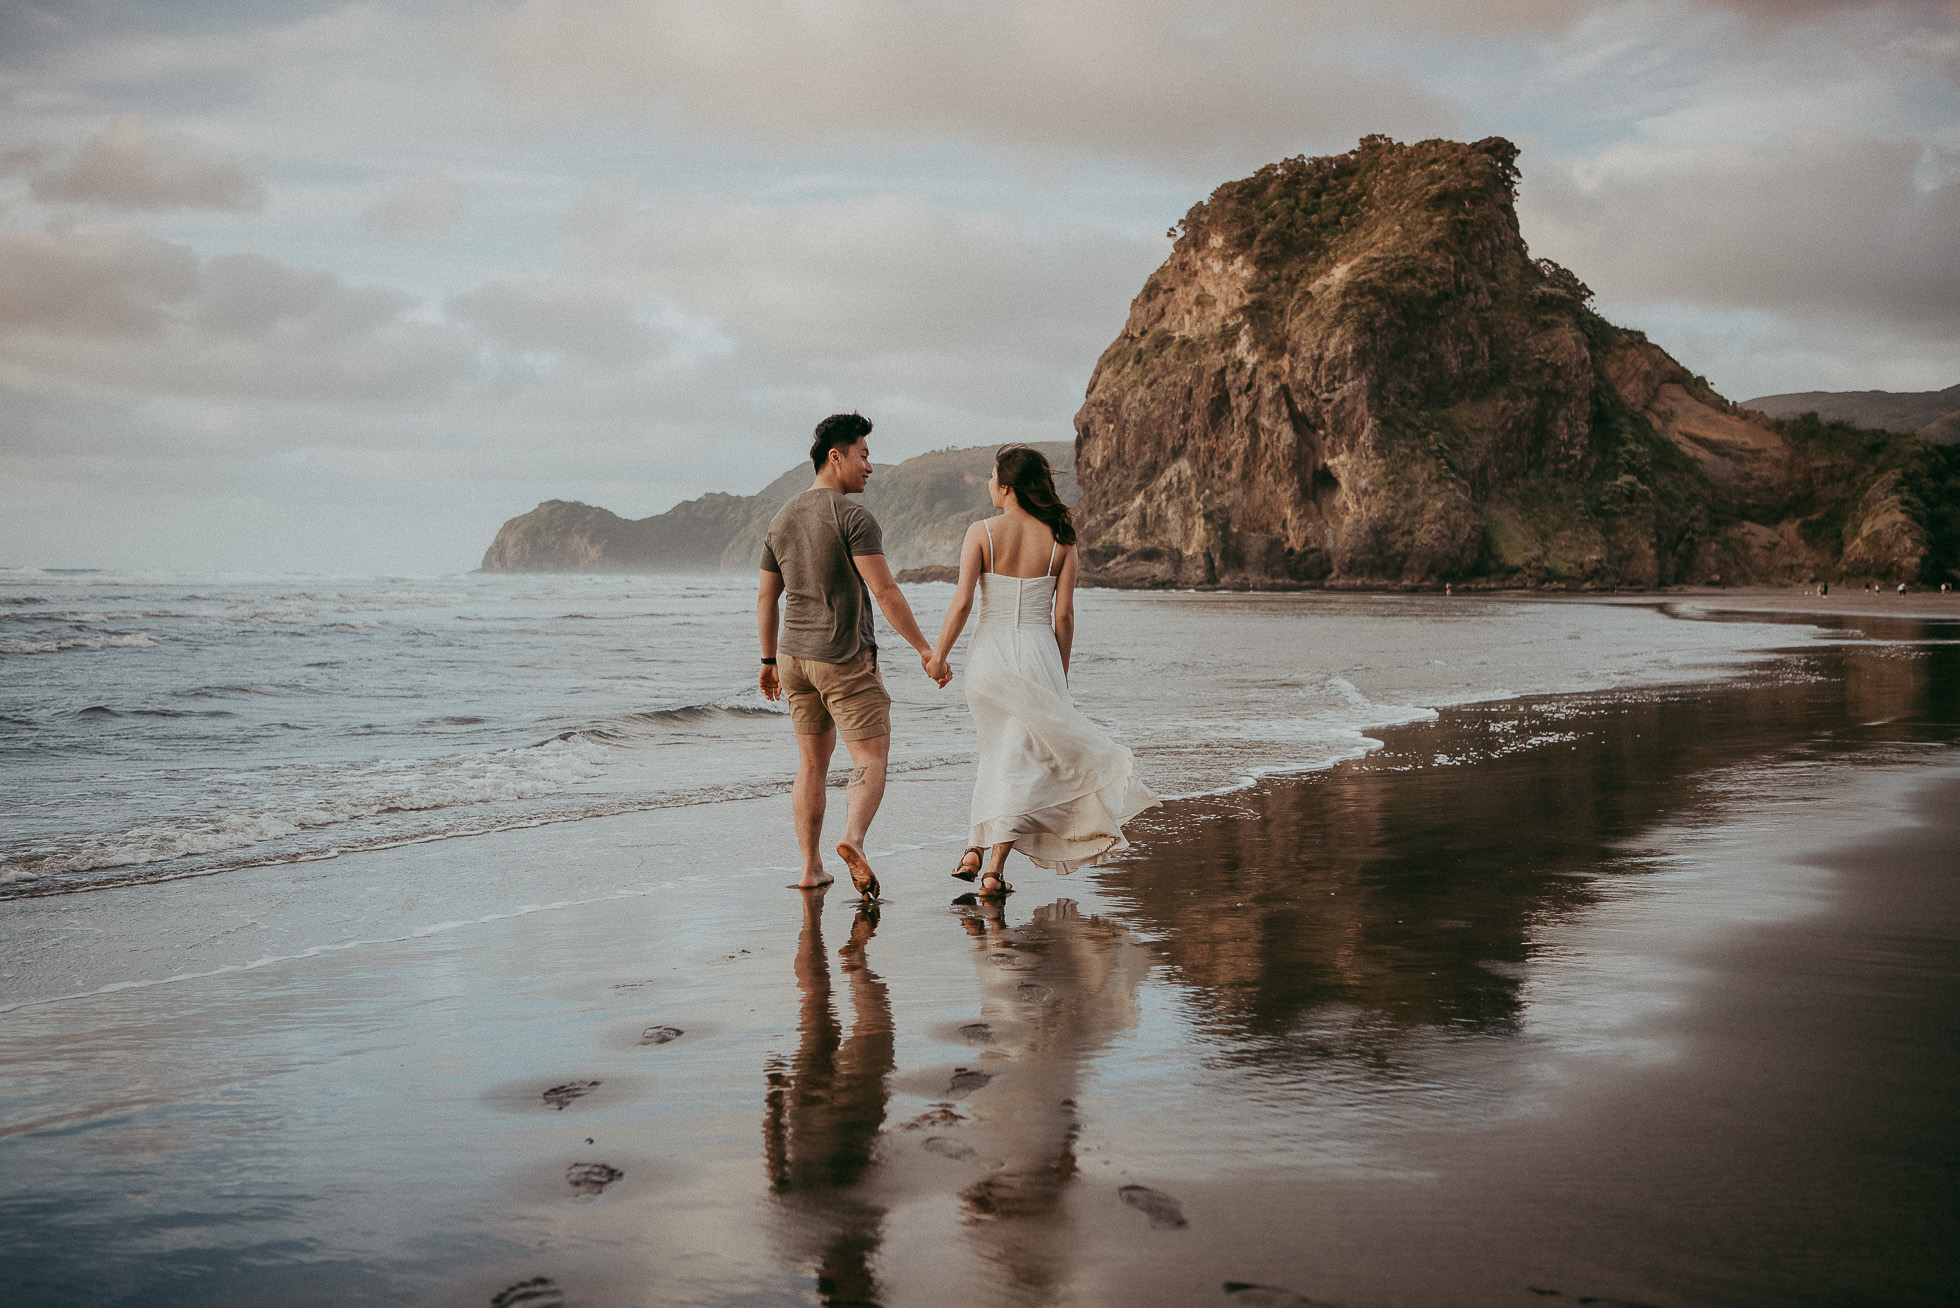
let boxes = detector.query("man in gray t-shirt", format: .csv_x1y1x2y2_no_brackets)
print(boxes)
757,413,948,898
760,487,883,663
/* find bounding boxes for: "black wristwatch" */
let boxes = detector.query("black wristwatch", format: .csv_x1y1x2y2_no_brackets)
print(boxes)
760,657,776,665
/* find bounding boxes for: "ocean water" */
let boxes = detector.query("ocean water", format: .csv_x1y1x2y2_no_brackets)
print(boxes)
0,571,1833,899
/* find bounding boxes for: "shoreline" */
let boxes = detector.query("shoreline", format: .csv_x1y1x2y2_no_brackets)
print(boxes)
893,565,1960,621
2,617,1957,1305
1576,584,1960,623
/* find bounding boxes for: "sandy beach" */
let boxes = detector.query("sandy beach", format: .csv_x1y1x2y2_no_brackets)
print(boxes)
3,613,1958,1307
7,2,1958,1303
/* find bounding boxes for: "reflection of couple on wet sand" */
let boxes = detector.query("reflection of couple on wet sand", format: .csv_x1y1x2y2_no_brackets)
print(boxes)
764,890,1147,1307
757,411,1159,899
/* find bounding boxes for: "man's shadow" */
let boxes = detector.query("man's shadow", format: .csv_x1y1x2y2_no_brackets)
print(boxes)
763,892,893,1307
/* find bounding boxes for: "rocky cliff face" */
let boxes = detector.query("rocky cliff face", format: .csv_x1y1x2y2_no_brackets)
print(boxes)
1073,135,1960,588
480,442,1076,574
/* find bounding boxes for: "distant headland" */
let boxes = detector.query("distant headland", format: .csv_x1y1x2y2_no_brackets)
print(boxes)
479,443,1076,577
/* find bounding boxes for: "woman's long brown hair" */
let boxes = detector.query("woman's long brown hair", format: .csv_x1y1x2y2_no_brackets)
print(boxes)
995,446,1076,546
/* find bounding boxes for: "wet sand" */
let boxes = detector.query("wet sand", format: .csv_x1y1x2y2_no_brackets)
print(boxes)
2,629,1958,1306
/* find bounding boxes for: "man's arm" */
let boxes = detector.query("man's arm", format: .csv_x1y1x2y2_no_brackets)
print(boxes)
925,523,986,682
854,552,947,686
757,568,785,701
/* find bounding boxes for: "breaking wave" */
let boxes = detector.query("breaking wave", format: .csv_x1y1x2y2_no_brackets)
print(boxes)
0,632,159,656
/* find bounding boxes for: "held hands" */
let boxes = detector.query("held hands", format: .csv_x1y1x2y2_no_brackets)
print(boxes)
921,650,952,689
759,663,781,702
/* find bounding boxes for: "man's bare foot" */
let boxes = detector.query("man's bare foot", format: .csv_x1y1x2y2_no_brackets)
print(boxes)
836,841,880,900
787,872,834,889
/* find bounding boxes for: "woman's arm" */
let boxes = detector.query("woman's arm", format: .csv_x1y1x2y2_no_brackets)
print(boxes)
1053,543,1077,679
926,524,986,679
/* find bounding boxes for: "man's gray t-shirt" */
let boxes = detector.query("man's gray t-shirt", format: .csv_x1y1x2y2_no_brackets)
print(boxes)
760,487,884,663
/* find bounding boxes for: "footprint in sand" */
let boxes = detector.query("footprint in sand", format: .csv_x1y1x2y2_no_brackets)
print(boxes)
957,1022,995,1045
491,1276,564,1307
947,1066,992,1097
899,1107,967,1130
1015,981,1051,1003
921,1135,979,1161
1223,1282,1335,1307
638,1025,684,1045
1119,1184,1188,1228
541,1081,599,1110
565,1162,623,1195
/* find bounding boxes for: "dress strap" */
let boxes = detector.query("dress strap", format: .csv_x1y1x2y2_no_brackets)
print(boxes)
1048,538,1058,576
982,518,995,572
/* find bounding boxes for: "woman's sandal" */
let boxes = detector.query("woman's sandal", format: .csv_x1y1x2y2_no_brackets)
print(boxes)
978,869,1013,897
951,846,985,881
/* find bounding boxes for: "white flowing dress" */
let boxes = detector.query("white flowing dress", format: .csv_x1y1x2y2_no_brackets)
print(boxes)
965,522,1160,872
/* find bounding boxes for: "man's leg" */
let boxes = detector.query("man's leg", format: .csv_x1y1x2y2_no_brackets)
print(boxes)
824,650,893,899
839,732,890,854
792,727,837,887
833,732,890,898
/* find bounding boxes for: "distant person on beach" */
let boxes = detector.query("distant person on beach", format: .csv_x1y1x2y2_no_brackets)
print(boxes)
925,446,1159,896
758,412,948,898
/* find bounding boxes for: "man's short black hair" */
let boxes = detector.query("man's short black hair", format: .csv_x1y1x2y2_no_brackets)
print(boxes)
811,412,872,472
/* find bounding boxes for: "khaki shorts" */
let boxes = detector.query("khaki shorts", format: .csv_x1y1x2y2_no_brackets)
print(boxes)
780,648,891,741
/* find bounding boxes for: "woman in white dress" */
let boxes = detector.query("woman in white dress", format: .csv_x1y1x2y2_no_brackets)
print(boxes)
924,447,1159,895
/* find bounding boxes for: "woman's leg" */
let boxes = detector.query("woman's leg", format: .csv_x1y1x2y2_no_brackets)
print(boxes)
980,842,1013,893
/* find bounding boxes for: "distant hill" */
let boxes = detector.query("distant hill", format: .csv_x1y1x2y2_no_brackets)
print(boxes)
480,442,1076,574
1744,385,1960,444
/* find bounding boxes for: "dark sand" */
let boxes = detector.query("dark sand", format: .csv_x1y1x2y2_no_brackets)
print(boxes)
2,621,1957,1307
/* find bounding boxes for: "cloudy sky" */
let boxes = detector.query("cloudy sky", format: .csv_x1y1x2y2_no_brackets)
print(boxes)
2,0,1956,573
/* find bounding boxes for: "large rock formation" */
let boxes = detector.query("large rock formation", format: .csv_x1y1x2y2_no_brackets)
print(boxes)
1072,135,1960,588
480,442,1075,574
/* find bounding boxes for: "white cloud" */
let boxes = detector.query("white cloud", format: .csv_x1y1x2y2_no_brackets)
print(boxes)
471,0,1458,174
0,224,476,404
27,114,267,212
568,191,1164,393
362,169,462,234
0,223,200,337
1521,130,1960,331
446,275,656,364
1603,301,1960,398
